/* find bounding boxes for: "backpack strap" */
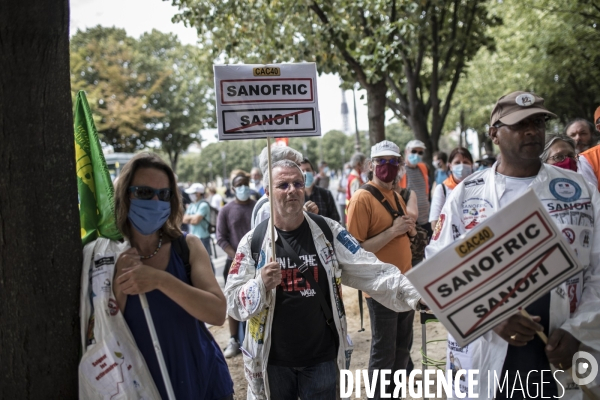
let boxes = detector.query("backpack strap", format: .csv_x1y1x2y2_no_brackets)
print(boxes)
306,212,333,244
250,213,334,267
442,183,447,198
171,233,191,280
251,218,270,267
360,183,405,220
251,196,270,228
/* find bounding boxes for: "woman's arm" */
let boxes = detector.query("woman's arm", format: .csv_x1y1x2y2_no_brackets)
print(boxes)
116,235,227,326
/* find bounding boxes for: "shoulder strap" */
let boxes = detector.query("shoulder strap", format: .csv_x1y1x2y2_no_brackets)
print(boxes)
251,218,270,266
251,196,269,226
171,233,191,280
360,183,405,219
306,212,333,244
442,183,447,197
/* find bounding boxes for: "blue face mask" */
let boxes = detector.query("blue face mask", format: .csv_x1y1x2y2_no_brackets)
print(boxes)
304,172,315,187
452,164,473,181
128,199,171,235
408,154,422,165
235,185,250,201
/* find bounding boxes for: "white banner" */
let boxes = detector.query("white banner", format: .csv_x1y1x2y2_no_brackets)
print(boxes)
214,63,321,140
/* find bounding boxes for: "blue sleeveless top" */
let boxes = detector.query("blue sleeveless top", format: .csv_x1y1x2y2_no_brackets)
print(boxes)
123,244,234,400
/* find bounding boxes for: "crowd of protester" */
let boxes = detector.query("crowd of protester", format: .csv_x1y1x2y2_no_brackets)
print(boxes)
80,90,600,399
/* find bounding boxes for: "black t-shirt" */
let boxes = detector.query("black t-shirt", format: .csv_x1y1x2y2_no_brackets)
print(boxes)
496,292,557,399
268,219,337,367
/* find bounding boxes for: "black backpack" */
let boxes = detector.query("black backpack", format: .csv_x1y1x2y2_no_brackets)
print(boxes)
250,213,333,266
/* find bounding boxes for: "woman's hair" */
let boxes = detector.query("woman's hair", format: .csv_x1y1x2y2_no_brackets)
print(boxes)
447,147,474,169
540,134,576,163
114,152,183,241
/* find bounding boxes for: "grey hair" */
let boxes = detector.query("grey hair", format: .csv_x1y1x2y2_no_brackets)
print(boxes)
540,134,576,163
259,146,303,176
350,152,366,168
264,159,304,192
259,146,303,187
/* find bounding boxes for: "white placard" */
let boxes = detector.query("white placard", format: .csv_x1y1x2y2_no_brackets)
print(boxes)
214,63,321,140
407,189,581,346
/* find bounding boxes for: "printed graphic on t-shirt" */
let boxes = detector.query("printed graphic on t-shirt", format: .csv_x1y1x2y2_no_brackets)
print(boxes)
276,253,320,296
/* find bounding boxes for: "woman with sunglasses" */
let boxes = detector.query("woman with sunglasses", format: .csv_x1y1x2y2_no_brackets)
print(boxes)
112,153,234,399
429,147,474,230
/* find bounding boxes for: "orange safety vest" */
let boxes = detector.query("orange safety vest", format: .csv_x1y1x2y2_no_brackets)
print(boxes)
398,162,430,195
581,146,600,189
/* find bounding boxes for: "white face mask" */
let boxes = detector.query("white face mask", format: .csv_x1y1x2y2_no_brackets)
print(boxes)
452,164,473,181
189,193,197,202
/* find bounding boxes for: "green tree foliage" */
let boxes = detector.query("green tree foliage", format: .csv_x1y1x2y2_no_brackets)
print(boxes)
70,27,215,168
137,30,215,171
171,0,497,157
176,130,368,183
70,26,164,151
447,0,600,156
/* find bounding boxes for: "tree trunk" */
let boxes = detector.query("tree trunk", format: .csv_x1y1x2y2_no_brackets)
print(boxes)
366,79,387,146
0,1,80,398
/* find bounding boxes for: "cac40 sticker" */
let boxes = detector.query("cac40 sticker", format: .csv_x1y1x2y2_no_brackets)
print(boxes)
549,178,581,202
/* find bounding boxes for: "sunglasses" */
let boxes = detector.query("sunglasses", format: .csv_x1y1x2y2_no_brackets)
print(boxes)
373,158,404,166
129,186,172,202
275,181,305,191
410,150,424,155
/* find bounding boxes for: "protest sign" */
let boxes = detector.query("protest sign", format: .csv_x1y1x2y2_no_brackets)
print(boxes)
407,189,581,346
214,63,321,140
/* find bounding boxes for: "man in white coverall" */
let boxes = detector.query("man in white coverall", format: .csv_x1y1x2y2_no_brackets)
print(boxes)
426,91,600,399
225,160,423,400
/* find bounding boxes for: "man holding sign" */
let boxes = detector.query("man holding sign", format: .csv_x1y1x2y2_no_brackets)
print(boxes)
426,91,600,399
225,160,422,400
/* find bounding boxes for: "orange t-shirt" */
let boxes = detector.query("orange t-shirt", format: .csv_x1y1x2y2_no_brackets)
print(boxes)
346,181,412,274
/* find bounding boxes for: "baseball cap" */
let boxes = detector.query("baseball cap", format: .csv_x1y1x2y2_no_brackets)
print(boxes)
184,183,205,194
371,140,401,158
594,106,600,124
490,91,556,126
406,139,427,150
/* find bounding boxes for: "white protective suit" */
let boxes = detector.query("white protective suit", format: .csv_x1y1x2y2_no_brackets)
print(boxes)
425,163,600,400
225,212,422,400
79,238,161,399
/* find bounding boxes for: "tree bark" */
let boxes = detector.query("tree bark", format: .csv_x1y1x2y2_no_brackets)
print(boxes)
366,79,387,146
0,1,80,398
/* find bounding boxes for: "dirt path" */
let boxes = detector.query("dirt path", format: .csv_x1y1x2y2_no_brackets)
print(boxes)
210,286,448,399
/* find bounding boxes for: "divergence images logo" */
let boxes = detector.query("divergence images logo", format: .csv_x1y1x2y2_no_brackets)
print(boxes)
572,351,599,386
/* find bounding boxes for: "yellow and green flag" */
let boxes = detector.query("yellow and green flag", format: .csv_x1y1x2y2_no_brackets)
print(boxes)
74,91,122,246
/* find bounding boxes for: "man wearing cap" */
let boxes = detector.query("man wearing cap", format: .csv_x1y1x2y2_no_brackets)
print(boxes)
183,183,214,271
399,139,432,244
347,140,418,399
426,91,600,399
